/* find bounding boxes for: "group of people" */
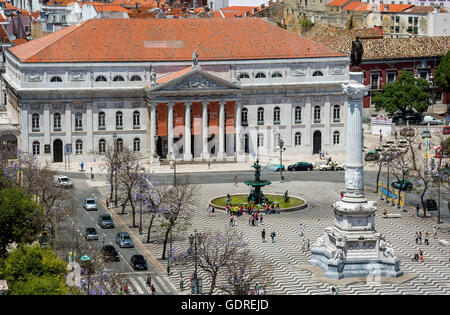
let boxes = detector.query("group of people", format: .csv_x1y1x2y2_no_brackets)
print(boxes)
412,228,438,263
207,204,216,216
261,229,276,243
319,150,329,160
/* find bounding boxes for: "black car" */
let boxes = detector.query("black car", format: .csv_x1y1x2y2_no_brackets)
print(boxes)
288,162,313,171
391,180,413,191
405,112,422,124
130,255,148,271
424,199,438,211
101,245,120,262
364,151,380,161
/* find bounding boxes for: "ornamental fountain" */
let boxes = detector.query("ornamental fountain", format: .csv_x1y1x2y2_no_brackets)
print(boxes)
244,159,272,205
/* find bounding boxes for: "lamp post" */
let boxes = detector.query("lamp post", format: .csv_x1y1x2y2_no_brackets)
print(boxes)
139,201,143,235
112,132,118,208
170,153,176,187
163,211,176,275
382,144,393,204
278,135,285,182
188,230,203,294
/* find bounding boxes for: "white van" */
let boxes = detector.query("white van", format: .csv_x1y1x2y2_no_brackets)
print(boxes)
53,175,73,188
421,116,442,125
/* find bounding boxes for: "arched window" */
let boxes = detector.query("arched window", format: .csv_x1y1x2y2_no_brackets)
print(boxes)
32,141,40,155
257,134,264,147
116,111,123,129
333,105,341,122
273,107,281,124
255,72,266,79
98,112,106,130
257,107,264,125
314,106,321,123
115,138,123,152
75,112,83,130
239,73,250,79
133,138,140,152
271,72,283,78
32,113,40,131
113,75,125,82
295,106,302,123
241,108,248,126
312,71,324,76
75,139,83,155
295,132,302,146
98,139,106,154
54,112,61,131
95,75,107,82
333,131,340,145
130,75,142,81
133,111,140,129
50,76,62,82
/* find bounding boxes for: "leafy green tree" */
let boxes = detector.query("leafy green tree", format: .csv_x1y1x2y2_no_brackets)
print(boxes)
434,50,450,107
0,188,43,258
299,14,313,34
0,244,74,295
372,70,430,120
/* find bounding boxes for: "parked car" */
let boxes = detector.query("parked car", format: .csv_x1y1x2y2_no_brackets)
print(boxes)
365,150,380,161
421,130,431,139
83,198,97,211
84,227,98,241
53,175,73,188
266,163,285,171
98,214,114,229
420,116,443,125
405,112,422,124
101,245,120,262
287,162,313,171
443,126,450,135
316,161,344,171
130,255,148,271
392,109,415,123
400,127,415,137
116,232,134,248
391,179,413,191
424,199,438,211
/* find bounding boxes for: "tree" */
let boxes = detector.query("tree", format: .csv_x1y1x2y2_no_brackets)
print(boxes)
372,70,430,120
345,15,354,30
299,14,313,34
0,188,43,258
434,50,450,109
0,243,73,295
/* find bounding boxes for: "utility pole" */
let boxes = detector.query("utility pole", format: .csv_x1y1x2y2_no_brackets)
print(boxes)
278,135,284,182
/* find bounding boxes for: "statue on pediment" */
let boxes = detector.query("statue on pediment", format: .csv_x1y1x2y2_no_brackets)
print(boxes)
192,50,199,67
350,36,364,71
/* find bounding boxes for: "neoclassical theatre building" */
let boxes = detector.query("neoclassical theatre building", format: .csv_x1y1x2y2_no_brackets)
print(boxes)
3,18,350,164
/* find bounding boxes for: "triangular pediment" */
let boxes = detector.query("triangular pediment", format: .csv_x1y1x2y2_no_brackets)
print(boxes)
148,67,241,93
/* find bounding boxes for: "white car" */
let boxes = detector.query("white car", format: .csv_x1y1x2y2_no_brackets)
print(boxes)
53,175,73,188
315,161,345,171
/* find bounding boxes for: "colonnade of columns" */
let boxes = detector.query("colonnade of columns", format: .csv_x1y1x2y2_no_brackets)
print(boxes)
149,100,242,161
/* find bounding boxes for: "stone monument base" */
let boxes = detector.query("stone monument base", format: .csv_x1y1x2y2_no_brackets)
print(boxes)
310,248,403,279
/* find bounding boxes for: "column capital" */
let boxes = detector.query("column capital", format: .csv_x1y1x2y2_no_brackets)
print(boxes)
184,102,192,107
235,101,242,108
201,101,209,107
167,102,175,107
218,101,226,107
149,102,158,108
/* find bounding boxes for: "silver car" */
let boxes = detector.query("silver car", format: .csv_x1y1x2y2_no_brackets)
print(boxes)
98,214,114,229
83,198,97,211
84,227,98,241
116,232,134,248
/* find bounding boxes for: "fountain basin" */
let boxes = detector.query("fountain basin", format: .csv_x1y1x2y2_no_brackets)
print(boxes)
209,194,307,212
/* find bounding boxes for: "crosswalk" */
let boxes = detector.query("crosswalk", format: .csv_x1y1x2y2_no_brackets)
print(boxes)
127,273,173,295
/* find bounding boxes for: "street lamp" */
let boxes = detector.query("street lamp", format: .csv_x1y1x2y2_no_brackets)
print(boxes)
112,132,118,207
139,200,143,235
382,143,394,204
278,135,285,182
170,153,176,187
164,211,176,275
188,230,203,294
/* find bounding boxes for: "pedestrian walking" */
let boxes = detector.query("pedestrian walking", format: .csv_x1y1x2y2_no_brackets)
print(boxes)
248,215,252,226
229,216,233,227
208,160,211,169
419,249,424,262
270,231,276,243
261,229,266,243
299,224,304,238
146,273,152,286
259,214,263,225
211,207,215,216
255,213,259,227
80,161,84,171
433,226,437,238
306,238,311,251
330,285,336,295
419,232,422,245
415,232,419,244
208,205,212,216
416,204,420,217
234,176,238,187
425,232,429,245
233,215,237,227
151,284,156,295
301,238,306,252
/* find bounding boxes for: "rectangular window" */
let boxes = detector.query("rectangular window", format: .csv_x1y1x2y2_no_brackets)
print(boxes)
408,17,413,24
413,17,418,24
75,114,83,131
413,26,418,34
407,26,413,33
371,72,380,90
387,71,396,84
395,16,400,23
395,26,400,33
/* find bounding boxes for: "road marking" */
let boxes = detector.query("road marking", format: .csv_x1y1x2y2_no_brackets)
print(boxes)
154,275,170,293
135,276,150,294
129,277,145,295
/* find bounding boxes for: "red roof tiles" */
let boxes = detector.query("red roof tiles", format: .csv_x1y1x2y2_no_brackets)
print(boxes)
8,18,344,63
328,0,350,6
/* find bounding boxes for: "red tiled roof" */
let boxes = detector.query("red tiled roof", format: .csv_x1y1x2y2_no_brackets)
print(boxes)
45,0,76,6
354,3,370,11
377,4,413,12
93,4,130,12
8,18,344,63
13,38,27,45
0,25,11,44
156,66,192,84
343,1,364,11
328,0,350,6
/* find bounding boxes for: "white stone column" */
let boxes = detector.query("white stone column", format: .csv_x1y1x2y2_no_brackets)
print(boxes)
305,97,312,148
218,101,226,160
235,101,245,162
21,105,29,153
201,101,210,160
324,96,331,146
183,102,193,161
43,104,50,146
167,103,174,159
65,104,72,147
149,102,159,165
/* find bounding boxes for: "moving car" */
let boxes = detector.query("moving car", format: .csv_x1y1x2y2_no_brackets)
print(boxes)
84,227,98,241
101,245,120,262
130,255,148,271
83,198,97,211
53,175,73,188
116,232,134,248
287,162,313,171
391,179,413,191
365,150,380,161
266,163,285,171
424,199,438,211
316,161,344,171
98,214,115,229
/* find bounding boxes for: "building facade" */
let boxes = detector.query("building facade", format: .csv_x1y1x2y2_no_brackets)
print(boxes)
3,18,350,163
